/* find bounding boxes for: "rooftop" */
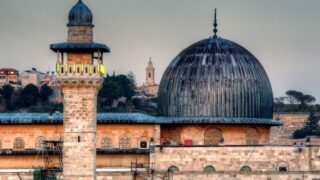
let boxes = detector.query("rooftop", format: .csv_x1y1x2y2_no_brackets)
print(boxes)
0,113,282,126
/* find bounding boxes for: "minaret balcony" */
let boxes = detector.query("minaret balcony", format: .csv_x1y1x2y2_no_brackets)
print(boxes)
55,63,105,86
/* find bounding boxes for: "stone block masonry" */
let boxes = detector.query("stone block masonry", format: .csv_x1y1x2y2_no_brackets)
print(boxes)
152,146,320,172
62,84,101,180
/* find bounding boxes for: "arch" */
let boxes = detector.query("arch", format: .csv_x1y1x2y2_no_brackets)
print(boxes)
168,166,179,173
101,137,112,149
13,137,25,150
170,128,181,145
246,128,260,145
204,128,223,145
203,165,216,172
119,136,130,149
277,161,289,172
35,136,46,149
240,166,252,172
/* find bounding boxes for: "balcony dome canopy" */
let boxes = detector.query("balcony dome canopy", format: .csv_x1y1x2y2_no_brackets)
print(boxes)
68,0,93,26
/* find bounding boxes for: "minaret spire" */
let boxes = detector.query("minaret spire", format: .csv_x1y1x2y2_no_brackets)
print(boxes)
213,8,218,36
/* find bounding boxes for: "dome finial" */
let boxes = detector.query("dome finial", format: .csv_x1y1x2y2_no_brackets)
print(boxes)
213,8,218,36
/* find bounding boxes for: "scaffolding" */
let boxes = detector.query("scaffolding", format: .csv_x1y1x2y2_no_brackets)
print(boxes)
34,140,63,180
131,160,172,180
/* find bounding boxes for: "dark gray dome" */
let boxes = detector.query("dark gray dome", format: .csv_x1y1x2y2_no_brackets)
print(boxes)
68,0,93,26
158,36,273,119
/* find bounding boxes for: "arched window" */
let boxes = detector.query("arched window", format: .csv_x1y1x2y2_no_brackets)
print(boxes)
240,166,252,172
204,128,223,145
13,137,25,150
101,137,112,149
119,136,130,149
148,73,151,78
168,166,179,173
246,128,260,145
278,162,289,172
35,136,46,149
170,128,181,145
203,165,216,172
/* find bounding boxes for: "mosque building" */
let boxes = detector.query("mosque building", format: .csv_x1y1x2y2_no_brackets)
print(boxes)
0,1,320,179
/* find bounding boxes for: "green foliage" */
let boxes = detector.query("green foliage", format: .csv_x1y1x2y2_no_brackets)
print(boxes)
17,84,40,108
0,84,15,111
293,111,320,139
98,74,136,108
0,84,14,100
285,90,316,107
39,84,53,104
33,168,57,180
274,90,317,113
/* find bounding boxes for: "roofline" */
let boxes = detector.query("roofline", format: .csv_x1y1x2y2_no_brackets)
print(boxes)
0,113,282,126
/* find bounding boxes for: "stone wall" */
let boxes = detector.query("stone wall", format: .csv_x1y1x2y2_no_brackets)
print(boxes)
161,125,270,145
67,26,93,43
1,171,320,180
0,154,149,169
152,146,320,172
0,124,156,150
270,113,314,144
67,53,93,64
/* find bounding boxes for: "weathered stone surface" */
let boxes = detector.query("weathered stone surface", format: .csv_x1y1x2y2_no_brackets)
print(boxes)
68,26,93,43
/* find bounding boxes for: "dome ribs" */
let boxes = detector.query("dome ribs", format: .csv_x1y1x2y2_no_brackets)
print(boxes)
158,37,273,121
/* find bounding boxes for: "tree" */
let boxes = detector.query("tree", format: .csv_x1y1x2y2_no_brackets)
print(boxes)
127,71,137,91
285,90,316,109
285,90,303,104
293,111,320,139
18,84,40,108
39,84,53,104
98,73,136,108
0,84,15,110
0,84,14,101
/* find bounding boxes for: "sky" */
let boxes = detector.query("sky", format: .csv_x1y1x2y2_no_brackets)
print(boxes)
0,0,320,101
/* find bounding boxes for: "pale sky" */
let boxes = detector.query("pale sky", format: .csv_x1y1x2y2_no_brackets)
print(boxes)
0,0,320,101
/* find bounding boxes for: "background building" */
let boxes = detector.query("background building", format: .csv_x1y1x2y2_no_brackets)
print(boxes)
20,68,46,87
137,58,159,96
0,68,19,87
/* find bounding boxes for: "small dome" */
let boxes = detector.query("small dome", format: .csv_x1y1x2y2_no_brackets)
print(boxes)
158,36,273,119
68,0,93,26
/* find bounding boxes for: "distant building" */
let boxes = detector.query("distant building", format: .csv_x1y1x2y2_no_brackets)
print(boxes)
20,68,46,87
0,68,19,87
42,74,63,104
137,58,159,96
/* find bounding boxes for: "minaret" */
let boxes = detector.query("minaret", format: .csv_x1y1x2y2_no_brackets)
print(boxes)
50,0,110,179
146,57,155,86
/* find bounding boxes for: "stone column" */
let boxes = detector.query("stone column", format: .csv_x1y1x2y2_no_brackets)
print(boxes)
59,77,102,180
